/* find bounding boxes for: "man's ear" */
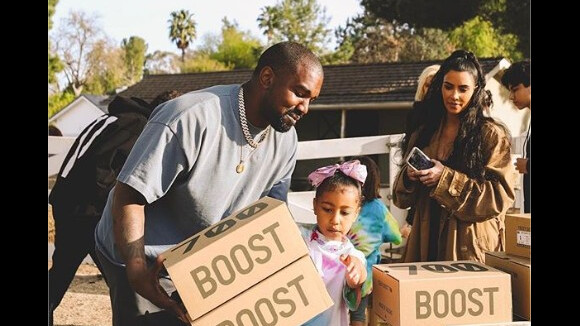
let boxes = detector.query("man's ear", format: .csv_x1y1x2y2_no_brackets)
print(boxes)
259,66,275,89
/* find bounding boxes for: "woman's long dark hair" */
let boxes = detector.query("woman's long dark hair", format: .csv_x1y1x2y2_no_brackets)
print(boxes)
401,50,509,181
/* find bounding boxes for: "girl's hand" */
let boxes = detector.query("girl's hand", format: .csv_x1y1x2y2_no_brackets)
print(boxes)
416,159,444,187
340,254,366,289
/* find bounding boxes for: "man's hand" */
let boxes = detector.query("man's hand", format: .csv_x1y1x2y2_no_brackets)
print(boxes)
126,254,189,324
113,182,189,323
340,254,367,289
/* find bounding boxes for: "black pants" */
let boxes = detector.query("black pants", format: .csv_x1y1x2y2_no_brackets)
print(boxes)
48,211,106,325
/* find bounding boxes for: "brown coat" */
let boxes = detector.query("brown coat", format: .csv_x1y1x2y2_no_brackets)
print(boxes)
393,122,517,263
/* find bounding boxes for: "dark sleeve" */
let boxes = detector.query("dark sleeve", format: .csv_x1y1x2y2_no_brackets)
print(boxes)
93,114,148,209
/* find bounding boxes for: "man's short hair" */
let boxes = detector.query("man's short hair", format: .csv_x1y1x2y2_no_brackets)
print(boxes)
253,41,322,77
150,90,183,109
501,59,530,88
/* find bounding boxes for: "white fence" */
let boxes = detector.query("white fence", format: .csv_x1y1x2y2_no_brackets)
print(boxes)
48,136,75,177
48,133,525,224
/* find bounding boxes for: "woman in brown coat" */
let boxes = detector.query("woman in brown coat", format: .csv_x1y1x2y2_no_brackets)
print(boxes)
393,50,517,263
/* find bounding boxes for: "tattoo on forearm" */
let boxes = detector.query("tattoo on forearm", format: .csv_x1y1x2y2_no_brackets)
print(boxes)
123,236,145,261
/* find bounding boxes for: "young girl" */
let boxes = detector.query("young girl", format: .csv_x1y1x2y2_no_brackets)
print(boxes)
302,160,369,326
346,156,402,326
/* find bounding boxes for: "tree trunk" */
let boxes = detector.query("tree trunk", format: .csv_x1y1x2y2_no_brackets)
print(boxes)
181,49,185,63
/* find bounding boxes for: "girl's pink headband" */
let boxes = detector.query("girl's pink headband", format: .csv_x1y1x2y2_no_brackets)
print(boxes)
307,160,368,188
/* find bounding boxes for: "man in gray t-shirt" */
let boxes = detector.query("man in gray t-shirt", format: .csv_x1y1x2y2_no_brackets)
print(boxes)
94,41,324,325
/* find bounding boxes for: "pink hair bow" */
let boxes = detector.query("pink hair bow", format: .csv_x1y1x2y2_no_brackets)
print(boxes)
308,160,368,188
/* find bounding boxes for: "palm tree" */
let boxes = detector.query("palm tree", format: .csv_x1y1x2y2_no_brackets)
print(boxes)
168,10,197,62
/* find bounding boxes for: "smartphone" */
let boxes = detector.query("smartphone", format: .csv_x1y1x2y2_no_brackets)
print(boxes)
405,147,434,171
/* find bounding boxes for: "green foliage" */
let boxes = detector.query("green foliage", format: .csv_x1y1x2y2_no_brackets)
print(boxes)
48,91,75,118
121,36,148,84
48,0,58,30
209,18,262,69
478,0,530,57
361,0,530,59
399,28,454,61
48,0,63,85
84,39,127,94
334,14,452,63
361,0,481,29
181,53,231,73
48,53,63,85
450,16,522,61
168,10,197,62
145,51,180,74
320,38,354,65
257,0,331,54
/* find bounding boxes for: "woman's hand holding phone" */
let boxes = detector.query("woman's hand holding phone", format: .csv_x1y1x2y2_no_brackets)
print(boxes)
416,159,444,187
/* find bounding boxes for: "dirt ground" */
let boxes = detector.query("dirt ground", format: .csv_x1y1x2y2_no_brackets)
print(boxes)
49,206,112,326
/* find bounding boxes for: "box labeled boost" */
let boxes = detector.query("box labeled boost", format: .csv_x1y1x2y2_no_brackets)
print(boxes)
161,197,310,322
195,255,333,325
372,261,512,326
485,252,531,321
505,213,531,258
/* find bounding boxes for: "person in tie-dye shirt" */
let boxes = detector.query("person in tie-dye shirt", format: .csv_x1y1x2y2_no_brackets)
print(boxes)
301,160,368,326
347,156,402,326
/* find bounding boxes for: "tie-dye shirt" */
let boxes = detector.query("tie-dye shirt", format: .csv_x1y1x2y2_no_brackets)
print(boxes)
347,198,402,295
301,227,367,326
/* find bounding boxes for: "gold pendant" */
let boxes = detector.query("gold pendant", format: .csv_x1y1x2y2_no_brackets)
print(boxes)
236,162,244,174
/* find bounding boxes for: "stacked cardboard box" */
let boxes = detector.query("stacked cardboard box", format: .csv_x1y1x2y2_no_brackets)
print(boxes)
372,261,512,326
162,197,332,325
454,322,531,326
485,252,531,321
505,213,531,259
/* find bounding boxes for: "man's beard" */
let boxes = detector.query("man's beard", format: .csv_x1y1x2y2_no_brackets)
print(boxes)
267,107,302,133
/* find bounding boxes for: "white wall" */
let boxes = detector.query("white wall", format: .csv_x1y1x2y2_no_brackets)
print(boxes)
51,98,104,137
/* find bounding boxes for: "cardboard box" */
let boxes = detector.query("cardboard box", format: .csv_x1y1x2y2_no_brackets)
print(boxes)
485,252,531,321
162,197,320,323
505,213,531,258
195,255,333,325
372,261,512,326
453,322,530,326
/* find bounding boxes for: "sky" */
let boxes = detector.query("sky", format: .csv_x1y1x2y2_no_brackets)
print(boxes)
51,0,364,54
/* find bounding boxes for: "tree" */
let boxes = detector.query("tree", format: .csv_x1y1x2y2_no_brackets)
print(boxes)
334,14,451,64
84,38,127,94
181,52,231,73
168,10,197,62
48,0,63,86
52,10,103,96
362,0,530,58
144,50,180,74
121,36,147,84
361,0,482,29
257,0,331,54
399,28,454,62
450,16,521,61
479,0,530,57
48,0,58,30
210,18,263,69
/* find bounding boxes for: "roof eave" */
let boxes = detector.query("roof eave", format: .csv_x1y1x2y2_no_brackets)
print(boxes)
310,101,413,111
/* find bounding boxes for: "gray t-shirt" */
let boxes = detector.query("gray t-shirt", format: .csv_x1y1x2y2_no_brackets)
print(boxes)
95,84,297,265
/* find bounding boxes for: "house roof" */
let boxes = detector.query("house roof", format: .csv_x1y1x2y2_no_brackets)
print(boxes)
118,58,504,108
83,94,112,113
49,94,111,122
